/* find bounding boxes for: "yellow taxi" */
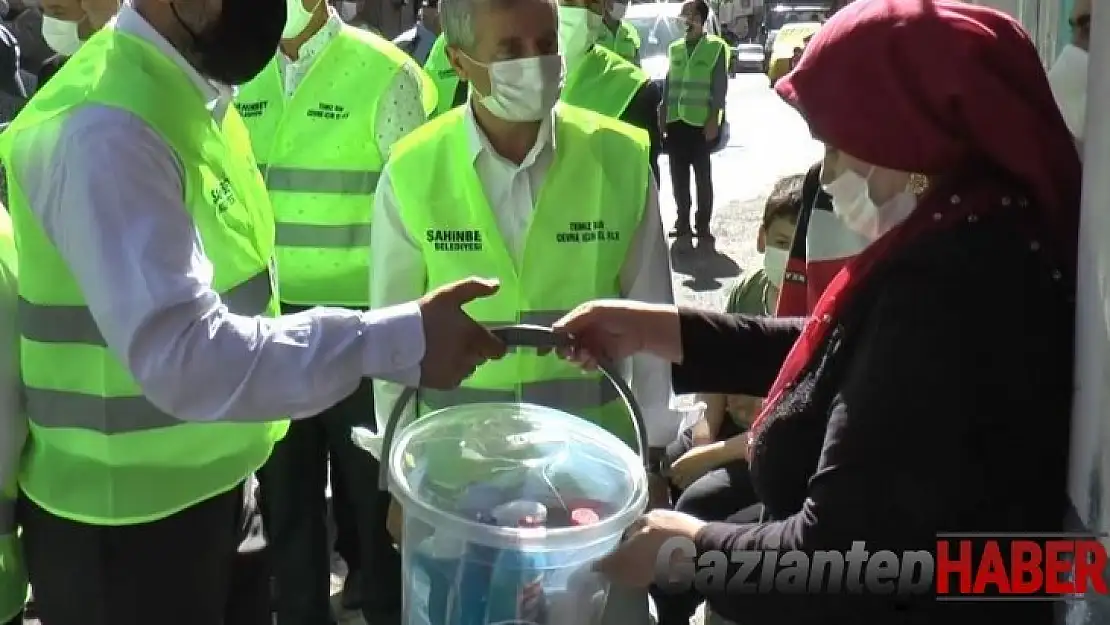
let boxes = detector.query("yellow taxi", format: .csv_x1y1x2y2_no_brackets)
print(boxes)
766,21,822,83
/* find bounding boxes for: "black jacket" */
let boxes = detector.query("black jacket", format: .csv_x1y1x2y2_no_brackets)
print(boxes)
671,182,1075,625
619,79,663,169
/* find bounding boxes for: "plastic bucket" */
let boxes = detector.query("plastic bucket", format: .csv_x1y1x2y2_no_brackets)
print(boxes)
369,325,650,625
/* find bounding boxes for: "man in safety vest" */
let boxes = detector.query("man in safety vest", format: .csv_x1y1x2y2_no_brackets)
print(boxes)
0,208,24,625
370,0,675,516
662,0,729,239
424,32,467,117
0,0,504,621
235,0,436,622
597,0,639,65
558,0,662,180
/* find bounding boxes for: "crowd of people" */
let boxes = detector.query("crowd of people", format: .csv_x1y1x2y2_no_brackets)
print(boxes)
0,0,1097,623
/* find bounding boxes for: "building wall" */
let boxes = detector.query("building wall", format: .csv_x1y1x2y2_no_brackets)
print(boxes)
970,0,1064,65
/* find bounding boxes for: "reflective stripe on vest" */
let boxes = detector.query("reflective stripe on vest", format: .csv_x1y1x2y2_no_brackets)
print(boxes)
562,45,647,119
19,271,272,434
237,26,434,306
2,28,287,524
387,104,649,445
666,36,725,126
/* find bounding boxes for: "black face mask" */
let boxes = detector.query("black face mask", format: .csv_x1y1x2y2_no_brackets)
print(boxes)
173,0,285,85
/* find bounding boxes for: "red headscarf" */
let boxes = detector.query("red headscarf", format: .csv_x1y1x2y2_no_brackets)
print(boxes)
751,0,1082,436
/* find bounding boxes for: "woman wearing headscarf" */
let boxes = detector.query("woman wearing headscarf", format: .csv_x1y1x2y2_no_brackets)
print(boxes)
553,0,1080,623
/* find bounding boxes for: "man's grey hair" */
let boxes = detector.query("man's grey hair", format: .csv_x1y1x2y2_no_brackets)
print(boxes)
439,0,482,51
440,0,553,52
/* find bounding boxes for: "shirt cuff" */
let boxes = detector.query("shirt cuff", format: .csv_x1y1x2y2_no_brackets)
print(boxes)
645,405,683,448
360,301,424,385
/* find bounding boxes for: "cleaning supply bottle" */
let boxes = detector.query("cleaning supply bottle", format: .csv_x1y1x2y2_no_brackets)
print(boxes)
485,500,550,623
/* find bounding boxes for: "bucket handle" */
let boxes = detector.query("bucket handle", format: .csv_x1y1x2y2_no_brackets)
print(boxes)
377,324,649,490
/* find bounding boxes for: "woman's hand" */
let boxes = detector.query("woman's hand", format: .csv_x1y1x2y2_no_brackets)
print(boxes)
669,441,728,489
595,510,707,588
553,300,682,369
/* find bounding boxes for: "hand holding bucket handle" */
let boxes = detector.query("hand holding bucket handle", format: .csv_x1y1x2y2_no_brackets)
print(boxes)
376,324,650,490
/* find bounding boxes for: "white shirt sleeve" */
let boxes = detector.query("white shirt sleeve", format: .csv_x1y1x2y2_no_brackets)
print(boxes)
0,243,22,492
10,106,427,424
368,166,427,457
374,61,430,160
620,178,678,447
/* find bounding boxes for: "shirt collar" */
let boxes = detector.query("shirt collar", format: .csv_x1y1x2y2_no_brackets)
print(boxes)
463,98,558,167
284,7,343,65
113,2,232,110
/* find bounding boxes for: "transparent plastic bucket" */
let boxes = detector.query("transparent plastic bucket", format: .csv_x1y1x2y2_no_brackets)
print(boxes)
365,325,650,625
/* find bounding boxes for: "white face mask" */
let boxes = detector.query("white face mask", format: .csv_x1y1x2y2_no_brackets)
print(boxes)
1047,43,1088,141
41,16,81,56
762,246,788,287
559,6,600,68
823,166,917,240
466,53,565,122
283,0,321,39
337,0,357,21
610,2,627,19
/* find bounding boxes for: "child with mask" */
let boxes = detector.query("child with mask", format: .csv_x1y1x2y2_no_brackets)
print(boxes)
651,174,800,625
662,174,799,507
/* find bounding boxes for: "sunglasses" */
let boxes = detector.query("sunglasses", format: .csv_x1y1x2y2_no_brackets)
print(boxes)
1069,13,1090,31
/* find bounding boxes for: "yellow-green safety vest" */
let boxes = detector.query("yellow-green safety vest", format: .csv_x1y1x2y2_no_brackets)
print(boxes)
0,210,24,624
424,34,462,119
562,45,648,120
597,20,641,64
388,103,649,451
236,26,435,306
666,34,729,127
0,27,288,525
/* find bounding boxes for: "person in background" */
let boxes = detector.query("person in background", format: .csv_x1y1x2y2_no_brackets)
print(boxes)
0,208,23,625
0,0,503,620
5,2,52,80
661,0,728,239
0,21,24,99
392,0,438,65
556,2,1079,625
774,160,870,316
1047,0,1089,149
371,0,675,530
33,0,116,89
234,0,435,621
423,32,466,117
650,174,800,625
597,0,639,65
788,45,802,70
558,0,662,180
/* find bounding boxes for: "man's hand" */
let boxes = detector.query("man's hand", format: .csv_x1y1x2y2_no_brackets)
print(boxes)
418,278,506,389
703,117,720,143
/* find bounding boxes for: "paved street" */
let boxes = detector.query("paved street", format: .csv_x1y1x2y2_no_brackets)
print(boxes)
21,73,821,625
659,72,822,312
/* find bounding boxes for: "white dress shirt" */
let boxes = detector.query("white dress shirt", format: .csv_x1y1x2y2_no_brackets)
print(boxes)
6,3,427,424
370,102,678,451
278,8,428,159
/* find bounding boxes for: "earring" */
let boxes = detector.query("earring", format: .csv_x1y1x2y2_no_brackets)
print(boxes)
907,173,929,196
